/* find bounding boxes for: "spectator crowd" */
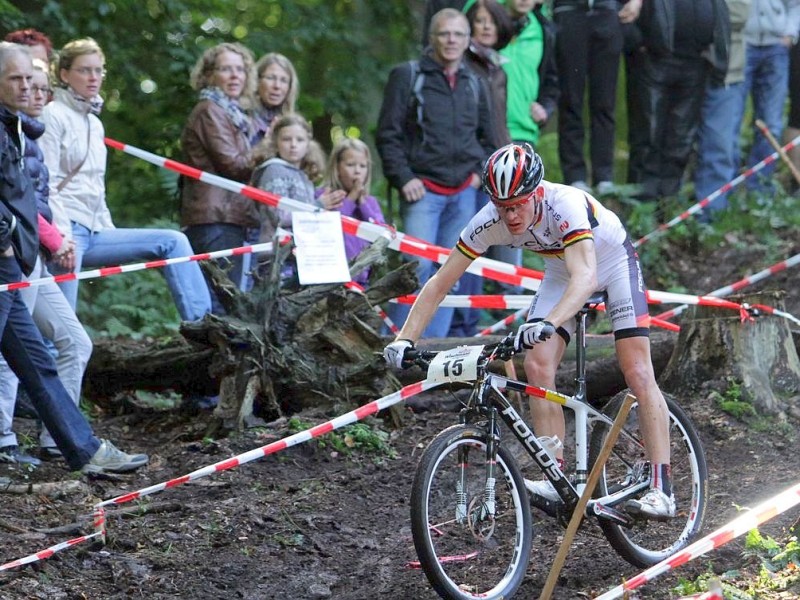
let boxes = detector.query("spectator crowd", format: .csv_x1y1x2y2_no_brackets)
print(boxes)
0,0,798,469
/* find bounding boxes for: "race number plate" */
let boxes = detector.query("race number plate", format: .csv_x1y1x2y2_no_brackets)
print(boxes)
426,345,484,384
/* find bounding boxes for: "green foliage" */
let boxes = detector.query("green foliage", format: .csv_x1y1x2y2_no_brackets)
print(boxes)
673,529,800,599
712,379,756,420
738,529,800,595
132,390,183,411
77,264,180,340
286,417,396,460
12,0,420,226
672,572,718,596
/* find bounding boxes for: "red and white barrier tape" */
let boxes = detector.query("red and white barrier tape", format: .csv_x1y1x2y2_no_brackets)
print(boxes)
0,241,278,294
634,134,800,247
652,290,800,327
594,480,800,600
388,292,791,332
344,281,399,333
476,307,528,336
95,379,439,509
105,138,545,292
679,591,723,600
393,294,534,310
0,507,105,572
19,139,782,329
0,381,437,569
656,252,800,323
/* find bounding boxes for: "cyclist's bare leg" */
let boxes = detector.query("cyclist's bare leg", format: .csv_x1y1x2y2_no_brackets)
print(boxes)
523,337,567,458
614,336,670,464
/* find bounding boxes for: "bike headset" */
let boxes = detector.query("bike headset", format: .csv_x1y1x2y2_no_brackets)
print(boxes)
481,142,544,208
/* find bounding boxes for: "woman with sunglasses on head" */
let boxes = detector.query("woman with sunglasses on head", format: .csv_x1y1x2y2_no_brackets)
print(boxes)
40,38,211,322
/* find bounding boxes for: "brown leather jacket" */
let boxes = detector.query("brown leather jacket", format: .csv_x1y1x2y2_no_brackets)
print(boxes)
180,99,258,228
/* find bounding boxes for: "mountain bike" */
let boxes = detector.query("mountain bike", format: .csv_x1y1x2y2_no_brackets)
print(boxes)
405,295,708,600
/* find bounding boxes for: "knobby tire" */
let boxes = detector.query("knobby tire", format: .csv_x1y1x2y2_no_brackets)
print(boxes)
410,424,533,600
589,391,708,567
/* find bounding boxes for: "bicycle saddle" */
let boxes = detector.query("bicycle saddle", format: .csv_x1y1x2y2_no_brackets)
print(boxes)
584,291,607,308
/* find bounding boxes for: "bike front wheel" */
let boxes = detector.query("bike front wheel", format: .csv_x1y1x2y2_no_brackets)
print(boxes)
589,392,708,568
410,424,533,600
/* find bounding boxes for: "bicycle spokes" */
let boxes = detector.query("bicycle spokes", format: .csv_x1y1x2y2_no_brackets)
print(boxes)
411,430,532,599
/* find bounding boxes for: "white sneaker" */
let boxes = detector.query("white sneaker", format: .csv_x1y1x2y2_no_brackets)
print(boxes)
82,439,149,475
524,478,561,503
624,488,676,520
595,180,616,195
570,180,593,194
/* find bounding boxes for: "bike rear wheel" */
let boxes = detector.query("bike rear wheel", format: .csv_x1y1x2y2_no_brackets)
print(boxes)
589,392,708,567
410,424,533,600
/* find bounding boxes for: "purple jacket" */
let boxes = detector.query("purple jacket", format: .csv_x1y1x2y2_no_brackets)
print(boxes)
315,190,386,286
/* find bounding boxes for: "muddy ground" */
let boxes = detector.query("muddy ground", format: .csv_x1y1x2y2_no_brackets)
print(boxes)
0,231,797,600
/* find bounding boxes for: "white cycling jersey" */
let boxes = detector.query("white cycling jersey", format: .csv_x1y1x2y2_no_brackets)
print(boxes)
456,180,650,341
456,180,627,262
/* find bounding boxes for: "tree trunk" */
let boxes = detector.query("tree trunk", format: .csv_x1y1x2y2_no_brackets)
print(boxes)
659,291,800,415
86,236,419,433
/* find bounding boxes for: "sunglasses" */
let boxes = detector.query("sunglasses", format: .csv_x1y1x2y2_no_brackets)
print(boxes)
491,192,534,211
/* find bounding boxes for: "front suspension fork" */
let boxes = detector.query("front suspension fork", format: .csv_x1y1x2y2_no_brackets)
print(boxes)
456,410,501,524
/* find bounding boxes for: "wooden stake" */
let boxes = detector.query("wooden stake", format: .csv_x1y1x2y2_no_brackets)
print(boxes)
538,393,636,600
755,119,800,185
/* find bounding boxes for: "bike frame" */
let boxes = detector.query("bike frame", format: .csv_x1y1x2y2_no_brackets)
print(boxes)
460,307,645,528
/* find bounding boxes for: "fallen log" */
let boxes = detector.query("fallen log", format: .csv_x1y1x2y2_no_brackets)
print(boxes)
86,236,418,433
398,330,678,403
0,478,89,498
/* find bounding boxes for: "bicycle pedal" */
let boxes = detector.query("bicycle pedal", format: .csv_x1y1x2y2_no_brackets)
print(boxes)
587,501,632,527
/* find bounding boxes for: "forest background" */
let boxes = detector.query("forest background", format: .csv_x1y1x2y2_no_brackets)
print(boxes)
1,0,796,337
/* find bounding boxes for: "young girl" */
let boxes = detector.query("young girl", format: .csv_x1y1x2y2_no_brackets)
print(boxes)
251,113,341,244
319,138,386,286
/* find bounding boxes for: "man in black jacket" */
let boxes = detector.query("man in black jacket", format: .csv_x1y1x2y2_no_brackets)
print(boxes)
377,8,496,337
0,42,148,474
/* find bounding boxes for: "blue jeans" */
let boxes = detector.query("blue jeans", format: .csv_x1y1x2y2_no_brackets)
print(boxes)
185,223,252,315
0,256,92,449
390,187,477,338
0,255,99,470
57,223,212,321
734,43,790,192
695,81,744,216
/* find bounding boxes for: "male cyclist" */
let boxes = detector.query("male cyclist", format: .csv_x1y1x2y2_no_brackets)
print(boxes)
384,143,675,519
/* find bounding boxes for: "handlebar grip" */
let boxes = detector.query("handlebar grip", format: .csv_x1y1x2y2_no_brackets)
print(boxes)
540,323,556,340
401,349,418,369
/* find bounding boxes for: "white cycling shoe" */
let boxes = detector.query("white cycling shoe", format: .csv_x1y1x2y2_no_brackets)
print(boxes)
524,478,561,503
625,488,676,520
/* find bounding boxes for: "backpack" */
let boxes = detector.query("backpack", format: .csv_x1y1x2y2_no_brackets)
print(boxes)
404,60,482,133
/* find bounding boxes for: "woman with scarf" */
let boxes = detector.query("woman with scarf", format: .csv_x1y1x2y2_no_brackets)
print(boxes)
250,52,299,145
40,38,211,321
180,42,259,312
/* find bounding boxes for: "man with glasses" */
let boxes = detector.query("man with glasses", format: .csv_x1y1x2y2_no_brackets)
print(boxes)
384,143,677,520
377,8,496,337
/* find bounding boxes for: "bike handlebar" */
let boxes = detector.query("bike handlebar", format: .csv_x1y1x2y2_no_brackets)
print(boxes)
403,332,518,369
